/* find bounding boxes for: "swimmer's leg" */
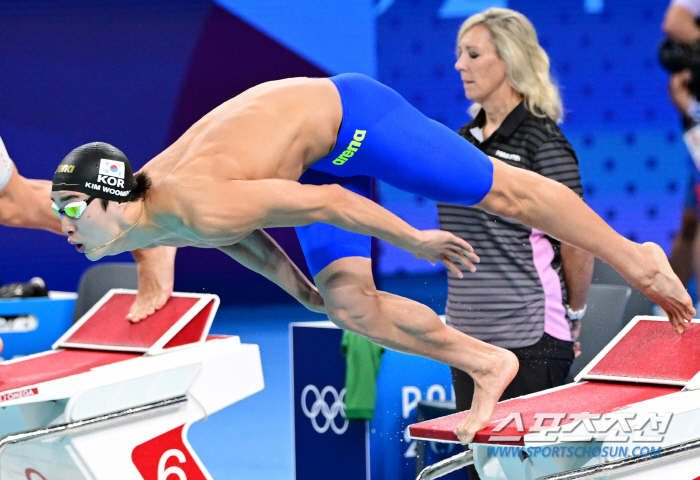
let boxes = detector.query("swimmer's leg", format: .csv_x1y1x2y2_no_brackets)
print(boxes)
315,73,493,206
314,256,518,444
295,170,373,277
297,170,518,442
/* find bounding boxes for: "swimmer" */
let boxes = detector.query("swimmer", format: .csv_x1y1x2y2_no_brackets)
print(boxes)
0,135,175,323
51,74,694,443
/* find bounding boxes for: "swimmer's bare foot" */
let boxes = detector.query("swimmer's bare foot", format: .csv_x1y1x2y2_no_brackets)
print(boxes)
636,242,694,334
454,348,518,444
127,246,176,323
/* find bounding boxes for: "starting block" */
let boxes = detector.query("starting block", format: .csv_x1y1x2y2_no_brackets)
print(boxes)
0,289,264,480
409,316,700,480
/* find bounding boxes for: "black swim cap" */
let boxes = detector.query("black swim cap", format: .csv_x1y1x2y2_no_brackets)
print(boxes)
52,142,138,203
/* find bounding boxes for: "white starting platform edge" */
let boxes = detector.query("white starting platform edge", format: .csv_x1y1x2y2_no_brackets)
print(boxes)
409,316,700,480
0,289,264,480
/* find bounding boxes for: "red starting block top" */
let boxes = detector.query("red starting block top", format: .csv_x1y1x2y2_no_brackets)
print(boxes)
0,350,141,396
580,318,700,385
53,289,219,355
0,336,229,398
409,381,680,445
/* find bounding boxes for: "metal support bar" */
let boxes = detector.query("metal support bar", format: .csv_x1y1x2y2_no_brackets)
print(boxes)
416,450,474,480
536,437,700,480
0,395,187,478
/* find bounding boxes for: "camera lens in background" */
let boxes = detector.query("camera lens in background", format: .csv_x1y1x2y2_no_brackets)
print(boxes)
0,277,49,299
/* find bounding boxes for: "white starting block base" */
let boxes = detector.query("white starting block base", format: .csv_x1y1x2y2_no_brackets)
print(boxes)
0,290,264,480
410,317,700,480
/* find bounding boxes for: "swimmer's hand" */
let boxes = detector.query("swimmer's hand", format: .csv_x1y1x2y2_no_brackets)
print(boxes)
127,247,176,323
412,230,479,277
128,287,172,322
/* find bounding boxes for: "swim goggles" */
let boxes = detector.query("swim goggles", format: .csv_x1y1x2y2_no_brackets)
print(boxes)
51,196,97,219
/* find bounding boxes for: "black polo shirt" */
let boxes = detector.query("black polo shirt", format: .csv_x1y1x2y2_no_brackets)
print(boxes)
438,103,583,351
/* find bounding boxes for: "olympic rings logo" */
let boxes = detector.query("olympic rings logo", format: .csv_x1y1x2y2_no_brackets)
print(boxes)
301,385,349,435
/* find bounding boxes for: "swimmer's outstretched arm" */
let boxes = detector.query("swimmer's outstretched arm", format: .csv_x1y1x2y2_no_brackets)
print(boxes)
212,179,479,276
476,158,695,332
217,230,325,313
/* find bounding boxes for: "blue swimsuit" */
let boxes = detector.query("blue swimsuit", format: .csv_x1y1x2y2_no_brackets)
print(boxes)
296,73,494,277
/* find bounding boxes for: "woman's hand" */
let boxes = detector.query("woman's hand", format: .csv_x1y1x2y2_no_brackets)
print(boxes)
411,230,480,277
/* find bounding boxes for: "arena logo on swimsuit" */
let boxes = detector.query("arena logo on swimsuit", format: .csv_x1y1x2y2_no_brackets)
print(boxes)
332,129,366,165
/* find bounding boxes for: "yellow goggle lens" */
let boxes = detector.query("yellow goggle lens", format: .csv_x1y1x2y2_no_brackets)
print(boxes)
64,205,83,217
51,200,88,219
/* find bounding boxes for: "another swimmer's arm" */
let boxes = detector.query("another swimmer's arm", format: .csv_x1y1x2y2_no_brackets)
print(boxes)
218,230,325,313
476,158,694,329
0,172,62,234
217,179,479,275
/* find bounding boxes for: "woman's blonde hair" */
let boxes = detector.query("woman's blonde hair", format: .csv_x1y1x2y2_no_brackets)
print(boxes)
458,8,563,123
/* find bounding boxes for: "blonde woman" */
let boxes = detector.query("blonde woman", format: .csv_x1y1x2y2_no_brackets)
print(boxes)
437,8,594,458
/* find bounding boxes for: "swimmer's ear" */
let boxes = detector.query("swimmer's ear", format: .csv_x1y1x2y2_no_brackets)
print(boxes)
120,200,132,213
108,199,128,216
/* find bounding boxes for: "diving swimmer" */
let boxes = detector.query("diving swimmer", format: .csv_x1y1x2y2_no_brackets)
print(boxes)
50,74,694,444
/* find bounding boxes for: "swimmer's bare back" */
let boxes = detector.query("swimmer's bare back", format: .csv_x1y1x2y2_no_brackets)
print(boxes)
147,77,341,182
133,78,474,275
140,78,344,243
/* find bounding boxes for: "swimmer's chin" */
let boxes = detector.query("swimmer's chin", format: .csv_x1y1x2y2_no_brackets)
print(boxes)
72,243,98,260
83,251,102,261
84,245,124,261
81,247,106,261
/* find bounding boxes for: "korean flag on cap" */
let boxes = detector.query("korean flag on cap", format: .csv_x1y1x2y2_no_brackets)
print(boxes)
99,159,125,179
